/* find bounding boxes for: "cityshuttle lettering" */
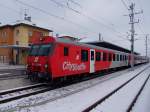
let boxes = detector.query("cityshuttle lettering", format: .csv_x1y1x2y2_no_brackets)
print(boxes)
63,61,86,71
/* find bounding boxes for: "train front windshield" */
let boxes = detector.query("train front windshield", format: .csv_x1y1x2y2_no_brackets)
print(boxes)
38,44,52,56
30,45,39,56
29,44,52,56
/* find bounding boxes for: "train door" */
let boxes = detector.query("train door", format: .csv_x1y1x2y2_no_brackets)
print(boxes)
90,49,95,73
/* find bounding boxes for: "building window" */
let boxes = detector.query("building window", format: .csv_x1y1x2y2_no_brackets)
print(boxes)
28,31,32,37
64,47,69,56
0,56,3,62
16,41,19,45
16,29,19,36
2,32,7,38
40,32,45,36
96,52,101,61
81,50,88,62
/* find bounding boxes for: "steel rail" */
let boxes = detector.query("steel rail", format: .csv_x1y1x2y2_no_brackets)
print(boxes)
82,65,150,112
127,74,150,112
0,83,49,104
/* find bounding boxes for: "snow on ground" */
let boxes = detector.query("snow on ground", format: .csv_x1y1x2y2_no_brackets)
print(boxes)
90,66,150,112
0,73,11,76
132,75,150,112
0,63,25,70
0,64,149,112
0,67,131,112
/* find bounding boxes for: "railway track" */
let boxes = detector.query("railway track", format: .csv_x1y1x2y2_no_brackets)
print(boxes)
0,70,121,105
82,65,150,112
0,74,26,80
1,64,147,111
0,64,148,112
0,66,129,105
0,70,26,80
127,73,150,112
0,83,50,104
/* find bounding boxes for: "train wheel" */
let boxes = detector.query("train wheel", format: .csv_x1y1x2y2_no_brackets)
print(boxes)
29,75,34,82
29,74,38,82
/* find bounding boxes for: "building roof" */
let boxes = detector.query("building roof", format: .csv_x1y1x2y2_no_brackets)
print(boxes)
56,38,130,54
0,25,13,29
0,22,53,32
14,23,53,32
0,45,30,49
85,41,139,55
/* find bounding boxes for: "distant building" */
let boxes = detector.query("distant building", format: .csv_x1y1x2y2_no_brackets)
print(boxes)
0,22,53,64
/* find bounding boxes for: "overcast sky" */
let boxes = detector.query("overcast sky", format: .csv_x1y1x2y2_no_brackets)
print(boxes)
0,0,149,55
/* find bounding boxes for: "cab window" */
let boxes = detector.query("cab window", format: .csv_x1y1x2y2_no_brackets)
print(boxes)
64,47,69,56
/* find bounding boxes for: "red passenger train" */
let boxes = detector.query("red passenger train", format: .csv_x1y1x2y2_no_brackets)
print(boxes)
27,36,148,81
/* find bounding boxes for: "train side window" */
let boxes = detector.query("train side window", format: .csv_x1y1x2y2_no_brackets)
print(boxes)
103,52,107,61
117,54,119,61
91,51,94,60
108,53,112,61
96,52,101,61
120,55,122,61
113,54,116,61
64,47,69,56
81,50,88,62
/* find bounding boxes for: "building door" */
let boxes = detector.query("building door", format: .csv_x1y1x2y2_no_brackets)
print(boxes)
90,49,95,73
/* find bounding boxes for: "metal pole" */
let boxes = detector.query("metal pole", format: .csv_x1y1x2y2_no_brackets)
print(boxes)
146,35,148,57
99,33,101,41
130,3,135,70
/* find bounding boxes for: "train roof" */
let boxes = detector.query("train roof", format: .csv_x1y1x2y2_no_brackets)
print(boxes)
31,36,140,55
56,38,138,55
85,41,139,55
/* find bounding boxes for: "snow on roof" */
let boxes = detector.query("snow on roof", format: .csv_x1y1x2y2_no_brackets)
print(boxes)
0,20,53,32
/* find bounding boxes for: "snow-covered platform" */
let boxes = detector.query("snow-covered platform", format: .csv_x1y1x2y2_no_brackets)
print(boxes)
0,63,150,112
0,63,25,70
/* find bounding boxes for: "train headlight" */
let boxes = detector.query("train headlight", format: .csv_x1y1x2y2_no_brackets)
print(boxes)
26,64,28,68
45,64,48,68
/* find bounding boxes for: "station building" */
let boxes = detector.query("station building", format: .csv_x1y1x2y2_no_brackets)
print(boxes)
0,22,52,64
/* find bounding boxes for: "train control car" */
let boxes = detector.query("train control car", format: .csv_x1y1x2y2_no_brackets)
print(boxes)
27,36,148,81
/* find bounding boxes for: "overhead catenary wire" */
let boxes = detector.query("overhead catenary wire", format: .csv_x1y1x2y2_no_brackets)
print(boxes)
121,0,146,38
137,24,145,35
0,0,95,39
49,0,128,40
14,0,98,36
135,0,147,35
67,0,82,8
121,0,129,10
0,2,20,14
128,0,147,35
15,0,128,41
0,2,23,24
